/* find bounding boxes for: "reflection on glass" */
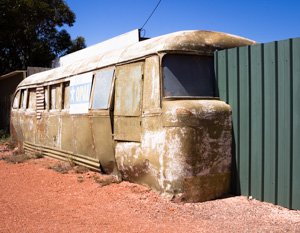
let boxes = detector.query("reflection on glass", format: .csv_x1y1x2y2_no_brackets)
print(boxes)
163,54,215,97
92,68,114,109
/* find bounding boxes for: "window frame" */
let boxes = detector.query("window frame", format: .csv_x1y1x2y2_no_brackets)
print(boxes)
90,67,115,111
62,81,70,111
27,88,36,111
49,84,62,111
20,89,28,110
12,90,21,109
161,53,218,99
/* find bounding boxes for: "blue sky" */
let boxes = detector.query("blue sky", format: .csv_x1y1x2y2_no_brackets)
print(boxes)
64,0,300,46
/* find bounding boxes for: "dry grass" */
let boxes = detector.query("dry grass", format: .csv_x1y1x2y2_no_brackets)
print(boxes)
47,163,73,174
73,165,90,174
0,131,16,150
1,152,32,164
47,160,90,175
93,174,121,187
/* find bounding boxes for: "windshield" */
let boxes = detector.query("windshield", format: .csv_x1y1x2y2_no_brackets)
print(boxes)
162,54,216,97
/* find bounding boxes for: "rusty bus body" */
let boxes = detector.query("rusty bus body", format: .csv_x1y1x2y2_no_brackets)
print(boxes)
10,30,254,202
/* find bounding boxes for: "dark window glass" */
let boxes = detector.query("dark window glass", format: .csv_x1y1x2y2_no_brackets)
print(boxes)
162,55,215,97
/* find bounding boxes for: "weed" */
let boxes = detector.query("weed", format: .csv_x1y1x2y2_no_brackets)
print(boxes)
93,174,120,187
67,156,76,167
48,163,72,174
2,152,32,164
0,134,16,151
34,152,44,159
73,165,90,174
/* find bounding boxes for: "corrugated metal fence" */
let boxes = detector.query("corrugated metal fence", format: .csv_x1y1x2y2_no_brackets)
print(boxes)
215,37,300,210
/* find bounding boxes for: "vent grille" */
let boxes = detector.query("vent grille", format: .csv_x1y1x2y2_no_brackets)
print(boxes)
36,86,44,119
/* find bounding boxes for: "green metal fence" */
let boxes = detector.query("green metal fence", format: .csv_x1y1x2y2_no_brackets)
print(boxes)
215,37,300,210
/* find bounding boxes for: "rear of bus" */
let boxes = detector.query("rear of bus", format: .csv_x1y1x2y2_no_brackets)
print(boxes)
160,53,232,202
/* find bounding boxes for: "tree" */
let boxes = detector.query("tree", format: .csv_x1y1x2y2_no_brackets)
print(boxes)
0,0,86,75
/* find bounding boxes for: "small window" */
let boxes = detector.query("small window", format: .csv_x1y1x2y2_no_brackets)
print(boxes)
20,89,28,109
69,72,93,114
44,87,48,109
27,89,36,110
62,82,70,109
92,68,114,109
162,54,216,97
12,91,21,109
50,84,61,110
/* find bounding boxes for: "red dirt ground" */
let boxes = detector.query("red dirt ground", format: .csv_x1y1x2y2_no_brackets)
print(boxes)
0,143,300,233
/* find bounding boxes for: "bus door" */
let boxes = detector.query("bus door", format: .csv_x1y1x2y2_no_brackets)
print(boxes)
89,68,116,174
114,62,144,142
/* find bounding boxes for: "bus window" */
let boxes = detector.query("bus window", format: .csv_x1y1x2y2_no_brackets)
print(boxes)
20,89,28,109
50,84,61,110
12,91,21,109
28,89,36,110
162,54,216,97
62,82,70,109
91,68,114,109
44,87,48,110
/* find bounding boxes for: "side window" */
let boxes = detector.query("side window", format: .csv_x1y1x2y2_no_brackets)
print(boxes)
62,82,70,109
12,91,21,109
20,89,28,109
44,87,49,110
162,54,215,97
27,89,36,110
69,72,93,114
91,68,114,109
50,84,61,110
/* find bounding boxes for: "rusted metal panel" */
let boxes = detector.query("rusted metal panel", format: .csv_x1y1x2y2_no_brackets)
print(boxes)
116,99,232,202
45,113,61,148
91,114,117,174
143,56,161,113
35,112,47,146
114,62,143,142
114,62,143,116
60,114,74,152
114,117,142,142
72,116,96,158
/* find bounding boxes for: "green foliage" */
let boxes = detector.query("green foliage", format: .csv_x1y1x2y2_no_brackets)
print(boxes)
0,0,86,75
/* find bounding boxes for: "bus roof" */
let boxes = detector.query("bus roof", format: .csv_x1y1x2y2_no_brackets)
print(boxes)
19,30,255,87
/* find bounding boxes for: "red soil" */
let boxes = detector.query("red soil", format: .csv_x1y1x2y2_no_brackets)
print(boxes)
0,143,300,233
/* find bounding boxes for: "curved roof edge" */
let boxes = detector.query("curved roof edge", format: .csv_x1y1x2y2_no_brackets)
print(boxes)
19,30,255,87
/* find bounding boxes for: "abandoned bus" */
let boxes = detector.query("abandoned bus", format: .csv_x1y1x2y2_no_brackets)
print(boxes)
10,30,255,202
